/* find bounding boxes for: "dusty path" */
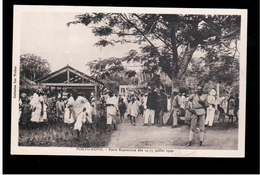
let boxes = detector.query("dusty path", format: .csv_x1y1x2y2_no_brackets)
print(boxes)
108,115,238,150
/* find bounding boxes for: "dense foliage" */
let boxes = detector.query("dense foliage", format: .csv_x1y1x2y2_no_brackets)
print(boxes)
20,53,51,81
68,13,240,93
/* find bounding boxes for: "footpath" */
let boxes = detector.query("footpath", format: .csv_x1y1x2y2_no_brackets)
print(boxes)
107,115,238,150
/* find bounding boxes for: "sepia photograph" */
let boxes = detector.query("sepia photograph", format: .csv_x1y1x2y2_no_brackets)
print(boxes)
11,5,247,157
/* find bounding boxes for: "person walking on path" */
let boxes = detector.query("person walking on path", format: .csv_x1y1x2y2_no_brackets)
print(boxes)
157,89,167,127
186,86,208,146
129,97,139,126
106,91,118,131
118,98,127,122
205,89,216,127
143,87,158,126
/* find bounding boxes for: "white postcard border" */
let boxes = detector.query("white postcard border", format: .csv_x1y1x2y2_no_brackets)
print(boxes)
11,5,247,157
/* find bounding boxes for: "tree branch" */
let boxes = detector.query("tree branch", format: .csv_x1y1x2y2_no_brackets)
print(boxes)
132,13,173,50
119,13,157,48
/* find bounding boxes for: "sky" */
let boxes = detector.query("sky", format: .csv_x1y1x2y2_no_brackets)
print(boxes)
20,11,231,76
20,12,141,74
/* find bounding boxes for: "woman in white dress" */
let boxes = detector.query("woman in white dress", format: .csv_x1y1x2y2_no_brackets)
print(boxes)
30,89,44,128
205,89,217,126
129,97,139,126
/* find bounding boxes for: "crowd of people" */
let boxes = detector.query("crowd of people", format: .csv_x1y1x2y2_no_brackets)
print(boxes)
19,85,239,145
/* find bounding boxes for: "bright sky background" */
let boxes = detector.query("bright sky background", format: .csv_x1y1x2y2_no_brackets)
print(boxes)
20,12,141,74
20,11,214,76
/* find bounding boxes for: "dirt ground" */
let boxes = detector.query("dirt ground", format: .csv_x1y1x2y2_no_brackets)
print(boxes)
18,114,238,150
108,115,238,150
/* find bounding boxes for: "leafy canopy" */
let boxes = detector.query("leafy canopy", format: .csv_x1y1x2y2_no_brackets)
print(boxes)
20,53,51,81
68,13,240,87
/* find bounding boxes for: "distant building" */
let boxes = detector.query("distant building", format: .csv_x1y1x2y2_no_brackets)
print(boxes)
119,85,136,95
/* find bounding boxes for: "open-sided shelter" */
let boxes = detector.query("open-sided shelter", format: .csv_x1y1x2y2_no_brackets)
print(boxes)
35,64,104,113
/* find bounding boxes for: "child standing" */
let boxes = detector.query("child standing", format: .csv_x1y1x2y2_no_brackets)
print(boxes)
130,98,138,126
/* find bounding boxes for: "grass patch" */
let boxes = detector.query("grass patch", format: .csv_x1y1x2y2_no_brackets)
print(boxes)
19,122,113,147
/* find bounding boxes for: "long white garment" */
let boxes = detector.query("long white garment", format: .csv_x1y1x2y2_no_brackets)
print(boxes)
167,98,171,111
106,95,118,115
30,93,43,123
73,96,92,121
39,95,47,122
130,101,139,117
64,97,75,124
74,111,86,131
205,95,216,126
143,96,154,124
106,95,118,124
144,109,155,124
219,97,228,114
124,102,132,119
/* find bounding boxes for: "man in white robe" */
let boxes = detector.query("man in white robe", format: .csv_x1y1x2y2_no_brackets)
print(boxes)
30,89,44,124
72,93,92,124
106,91,118,131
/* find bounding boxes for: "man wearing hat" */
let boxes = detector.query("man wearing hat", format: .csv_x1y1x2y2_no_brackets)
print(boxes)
143,86,158,126
157,88,167,127
186,86,208,146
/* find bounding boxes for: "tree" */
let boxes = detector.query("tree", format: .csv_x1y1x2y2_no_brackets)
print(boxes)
86,57,124,80
86,57,139,93
20,53,51,81
68,13,241,89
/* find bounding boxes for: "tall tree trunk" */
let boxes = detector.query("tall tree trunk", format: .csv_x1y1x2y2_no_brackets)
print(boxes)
176,42,198,79
170,27,178,79
169,41,198,119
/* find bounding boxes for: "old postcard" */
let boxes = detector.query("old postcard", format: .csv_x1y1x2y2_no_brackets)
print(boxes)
11,5,247,157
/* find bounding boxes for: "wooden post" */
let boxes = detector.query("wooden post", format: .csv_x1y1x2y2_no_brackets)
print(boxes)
55,87,57,100
67,70,70,84
61,87,63,99
94,85,97,115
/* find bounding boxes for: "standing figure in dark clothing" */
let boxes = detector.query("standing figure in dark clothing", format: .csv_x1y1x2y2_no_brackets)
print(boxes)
217,104,226,125
143,86,158,126
234,93,239,123
118,98,127,122
227,95,235,125
157,89,168,127
19,93,32,129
